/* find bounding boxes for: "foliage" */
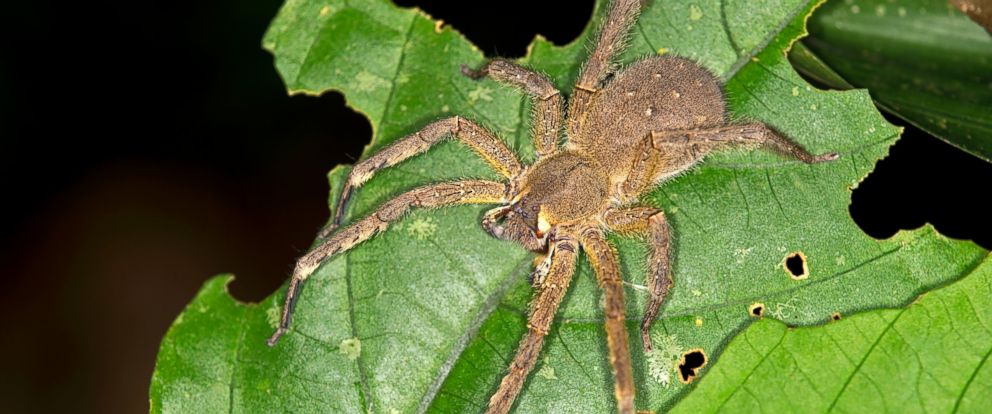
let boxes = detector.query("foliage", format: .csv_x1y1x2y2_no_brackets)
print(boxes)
793,0,992,162
672,255,991,413
150,1,989,412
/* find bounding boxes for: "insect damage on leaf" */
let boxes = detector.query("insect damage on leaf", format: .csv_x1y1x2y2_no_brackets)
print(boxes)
339,337,361,361
677,349,708,384
401,215,437,240
646,333,684,386
784,251,809,280
536,360,558,381
749,302,765,318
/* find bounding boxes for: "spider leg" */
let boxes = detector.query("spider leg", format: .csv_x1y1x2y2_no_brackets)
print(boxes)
650,123,840,163
620,135,663,199
579,227,635,414
567,0,641,137
529,250,553,288
324,116,522,238
463,59,563,159
603,207,672,353
267,180,509,346
487,234,578,414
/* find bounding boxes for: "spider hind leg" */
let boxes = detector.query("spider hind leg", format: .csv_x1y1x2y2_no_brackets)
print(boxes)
651,123,839,163
580,227,636,414
603,207,673,352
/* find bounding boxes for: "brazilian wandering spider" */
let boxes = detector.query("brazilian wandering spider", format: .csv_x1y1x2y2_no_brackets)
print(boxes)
266,0,838,412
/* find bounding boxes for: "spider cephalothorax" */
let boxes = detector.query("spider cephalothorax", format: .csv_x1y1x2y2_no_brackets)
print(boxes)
266,1,837,412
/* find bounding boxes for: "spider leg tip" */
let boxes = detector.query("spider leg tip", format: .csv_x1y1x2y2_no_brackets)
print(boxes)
460,64,484,79
813,152,840,163
266,329,286,347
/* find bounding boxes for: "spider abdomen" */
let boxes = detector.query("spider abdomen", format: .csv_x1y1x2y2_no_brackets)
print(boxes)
569,55,726,184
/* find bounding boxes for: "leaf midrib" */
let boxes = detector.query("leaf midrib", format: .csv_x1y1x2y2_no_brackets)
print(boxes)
416,255,534,413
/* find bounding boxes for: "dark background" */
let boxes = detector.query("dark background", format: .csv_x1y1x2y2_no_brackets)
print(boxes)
2,0,989,412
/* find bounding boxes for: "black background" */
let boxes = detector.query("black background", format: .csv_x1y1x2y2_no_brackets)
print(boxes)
2,0,989,412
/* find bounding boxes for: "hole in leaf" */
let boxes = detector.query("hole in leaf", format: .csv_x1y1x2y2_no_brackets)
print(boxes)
677,349,708,383
831,312,842,321
844,118,992,251
749,303,765,318
784,252,808,280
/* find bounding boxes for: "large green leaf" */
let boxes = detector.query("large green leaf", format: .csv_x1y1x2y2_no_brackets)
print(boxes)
794,0,992,162
671,253,992,413
150,1,988,413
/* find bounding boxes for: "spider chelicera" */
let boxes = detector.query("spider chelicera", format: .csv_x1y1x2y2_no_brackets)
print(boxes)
267,1,837,412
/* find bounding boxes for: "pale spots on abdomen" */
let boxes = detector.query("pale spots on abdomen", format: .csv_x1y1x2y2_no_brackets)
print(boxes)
571,55,726,178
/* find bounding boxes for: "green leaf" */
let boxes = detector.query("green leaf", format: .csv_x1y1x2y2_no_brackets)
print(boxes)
794,0,992,162
150,1,989,413
788,42,853,90
670,253,992,413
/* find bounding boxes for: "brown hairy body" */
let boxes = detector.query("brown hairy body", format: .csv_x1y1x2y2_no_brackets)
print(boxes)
267,1,838,412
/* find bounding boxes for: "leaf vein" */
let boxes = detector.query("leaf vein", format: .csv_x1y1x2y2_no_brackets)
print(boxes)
714,329,787,412
378,15,418,134
953,343,992,413
732,170,751,229
724,0,813,80
764,169,788,218
416,254,533,413
227,312,248,414
556,328,598,384
719,0,742,57
345,253,374,413
826,308,908,412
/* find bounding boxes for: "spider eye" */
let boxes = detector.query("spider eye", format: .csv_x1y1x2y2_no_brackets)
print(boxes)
511,198,541,231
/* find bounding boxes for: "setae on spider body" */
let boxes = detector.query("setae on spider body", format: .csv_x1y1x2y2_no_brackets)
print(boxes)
267,1,836,412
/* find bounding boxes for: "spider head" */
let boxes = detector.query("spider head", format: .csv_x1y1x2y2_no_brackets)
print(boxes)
481,196,547,252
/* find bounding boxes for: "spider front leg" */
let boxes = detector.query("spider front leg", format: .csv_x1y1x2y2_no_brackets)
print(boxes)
604,207,672,352
463,59,563,159
323,116,522,238
651,123,839,163
580,227,635,414
267,180,509,346
488,233,578,414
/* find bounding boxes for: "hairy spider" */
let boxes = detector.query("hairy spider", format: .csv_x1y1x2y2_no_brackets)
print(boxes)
267,1,837,412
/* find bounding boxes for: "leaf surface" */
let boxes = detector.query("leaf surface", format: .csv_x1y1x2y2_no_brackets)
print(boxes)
150,1,988,413
670,254,992,413
795,0,992,162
